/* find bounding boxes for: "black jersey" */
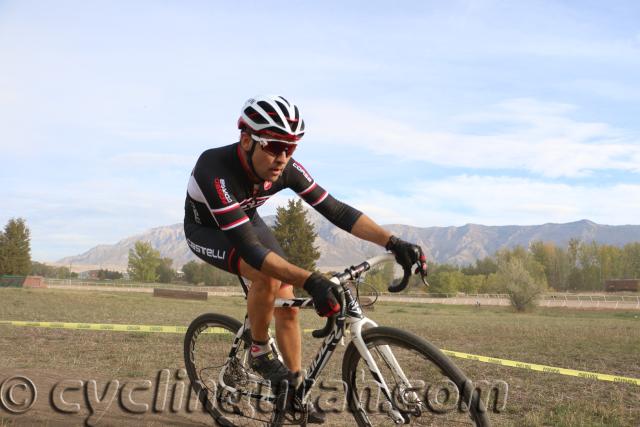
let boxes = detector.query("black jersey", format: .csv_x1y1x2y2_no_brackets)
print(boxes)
184,142,362,271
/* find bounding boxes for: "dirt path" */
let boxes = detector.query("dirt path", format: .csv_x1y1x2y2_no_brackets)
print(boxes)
0,368,212,426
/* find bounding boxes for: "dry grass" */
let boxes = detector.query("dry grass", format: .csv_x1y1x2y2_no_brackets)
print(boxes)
1,288,639,426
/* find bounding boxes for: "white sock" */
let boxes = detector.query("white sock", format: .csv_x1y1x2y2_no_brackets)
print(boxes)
250,339,271,357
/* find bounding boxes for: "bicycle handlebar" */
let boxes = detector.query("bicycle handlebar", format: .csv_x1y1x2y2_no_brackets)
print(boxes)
332,253,423,293
311,314,336,338
387,265,413,293
311,253,428,338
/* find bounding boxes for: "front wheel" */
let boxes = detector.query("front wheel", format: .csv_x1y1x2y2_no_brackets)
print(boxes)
342,326,491,426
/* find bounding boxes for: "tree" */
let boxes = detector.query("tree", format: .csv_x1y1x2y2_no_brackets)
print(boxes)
127,241,161,282
97,269,123,280
435,270,467,294
461,274,485,294
364,261,395,292
622,243,640,278
156,257,176,283
0,218,31,275
31,261,78,279
200,263,232,286
31,261,55,277
496,258,546,312
462,257,498,276
182,261,203,284
478,272,507,294
272,199,320,271
181,260,238,286
529,241,571,291
495,246,546,284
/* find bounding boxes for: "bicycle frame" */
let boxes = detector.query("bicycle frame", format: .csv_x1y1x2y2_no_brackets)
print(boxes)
216,254,413,422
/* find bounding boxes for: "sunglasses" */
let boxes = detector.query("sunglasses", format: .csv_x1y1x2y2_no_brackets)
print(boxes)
251,134,297,157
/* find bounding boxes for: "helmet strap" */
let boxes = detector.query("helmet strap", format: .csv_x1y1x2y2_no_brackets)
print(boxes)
246,140,266,183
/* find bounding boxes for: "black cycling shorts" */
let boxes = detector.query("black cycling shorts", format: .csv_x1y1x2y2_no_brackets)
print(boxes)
184,214,286,275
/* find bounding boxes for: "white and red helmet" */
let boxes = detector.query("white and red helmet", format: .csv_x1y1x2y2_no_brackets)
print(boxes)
237,95,305,142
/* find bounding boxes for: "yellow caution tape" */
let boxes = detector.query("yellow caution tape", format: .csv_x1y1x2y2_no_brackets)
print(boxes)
441,349,640,386
0,320,316,335
2,320,204,334
2,320,638,386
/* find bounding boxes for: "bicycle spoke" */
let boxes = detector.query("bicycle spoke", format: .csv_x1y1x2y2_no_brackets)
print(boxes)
346,332,488,426
185,314,284,426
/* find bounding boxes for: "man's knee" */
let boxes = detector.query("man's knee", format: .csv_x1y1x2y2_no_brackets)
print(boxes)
251,273,282,294
274,306,299,322
239,259,282,294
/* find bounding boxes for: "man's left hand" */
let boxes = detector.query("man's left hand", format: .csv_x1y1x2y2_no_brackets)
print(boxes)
385,235,428,276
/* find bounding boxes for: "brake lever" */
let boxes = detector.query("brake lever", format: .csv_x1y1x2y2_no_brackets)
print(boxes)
418,268,429,287
312,280,345,338
415,252,429,287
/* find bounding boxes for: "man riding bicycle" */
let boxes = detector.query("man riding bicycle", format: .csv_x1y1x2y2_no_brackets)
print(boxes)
184,95,427,423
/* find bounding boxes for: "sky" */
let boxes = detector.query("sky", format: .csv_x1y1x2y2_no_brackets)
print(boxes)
1,0,639,262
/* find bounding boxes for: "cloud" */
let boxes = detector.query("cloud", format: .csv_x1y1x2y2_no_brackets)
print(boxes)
1,178,186,262
570,79,640,101
108,152,197,169
2,178,302,262
343,175,640,227
307,98,640,178
11,172,640,262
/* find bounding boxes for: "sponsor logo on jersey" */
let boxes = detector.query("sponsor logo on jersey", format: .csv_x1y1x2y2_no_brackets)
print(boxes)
187,239,226,260
214,178,233,205
189,200,201,224
292,162,312,183
263,181,273,191
240,196,270,210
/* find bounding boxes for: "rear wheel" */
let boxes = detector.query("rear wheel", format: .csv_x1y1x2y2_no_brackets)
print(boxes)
342,326,491,426
183,313,286,426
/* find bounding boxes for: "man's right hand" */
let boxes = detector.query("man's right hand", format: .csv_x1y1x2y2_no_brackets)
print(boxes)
303,273,341,317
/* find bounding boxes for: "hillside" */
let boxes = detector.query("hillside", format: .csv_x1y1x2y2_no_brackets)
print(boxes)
56,214,640,272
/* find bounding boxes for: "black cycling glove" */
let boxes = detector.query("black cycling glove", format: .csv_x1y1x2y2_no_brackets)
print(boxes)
386,235,428,276
303,273,341,317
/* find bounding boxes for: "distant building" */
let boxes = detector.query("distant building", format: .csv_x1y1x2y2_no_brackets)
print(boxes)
604,279,639,292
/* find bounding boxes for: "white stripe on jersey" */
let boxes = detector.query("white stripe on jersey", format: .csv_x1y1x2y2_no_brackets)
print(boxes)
187,174,224,226
211,203,241,214
310,191,329,207
297,181,317,196
187,174,208,204
220,216,250,231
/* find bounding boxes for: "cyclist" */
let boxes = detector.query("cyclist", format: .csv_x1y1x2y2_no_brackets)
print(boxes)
184,95,427,422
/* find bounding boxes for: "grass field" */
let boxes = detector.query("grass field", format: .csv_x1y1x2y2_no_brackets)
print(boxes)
1,287,639,426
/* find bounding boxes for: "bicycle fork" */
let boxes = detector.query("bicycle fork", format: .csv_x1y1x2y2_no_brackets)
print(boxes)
349,317,414,424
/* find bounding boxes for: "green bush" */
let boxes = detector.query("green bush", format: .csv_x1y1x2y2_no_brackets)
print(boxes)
497,258,547,311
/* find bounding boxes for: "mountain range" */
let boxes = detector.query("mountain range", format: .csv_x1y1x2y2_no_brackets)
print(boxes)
56,211,640,272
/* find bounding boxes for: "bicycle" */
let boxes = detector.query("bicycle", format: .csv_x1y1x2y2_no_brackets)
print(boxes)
184,253,491,426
